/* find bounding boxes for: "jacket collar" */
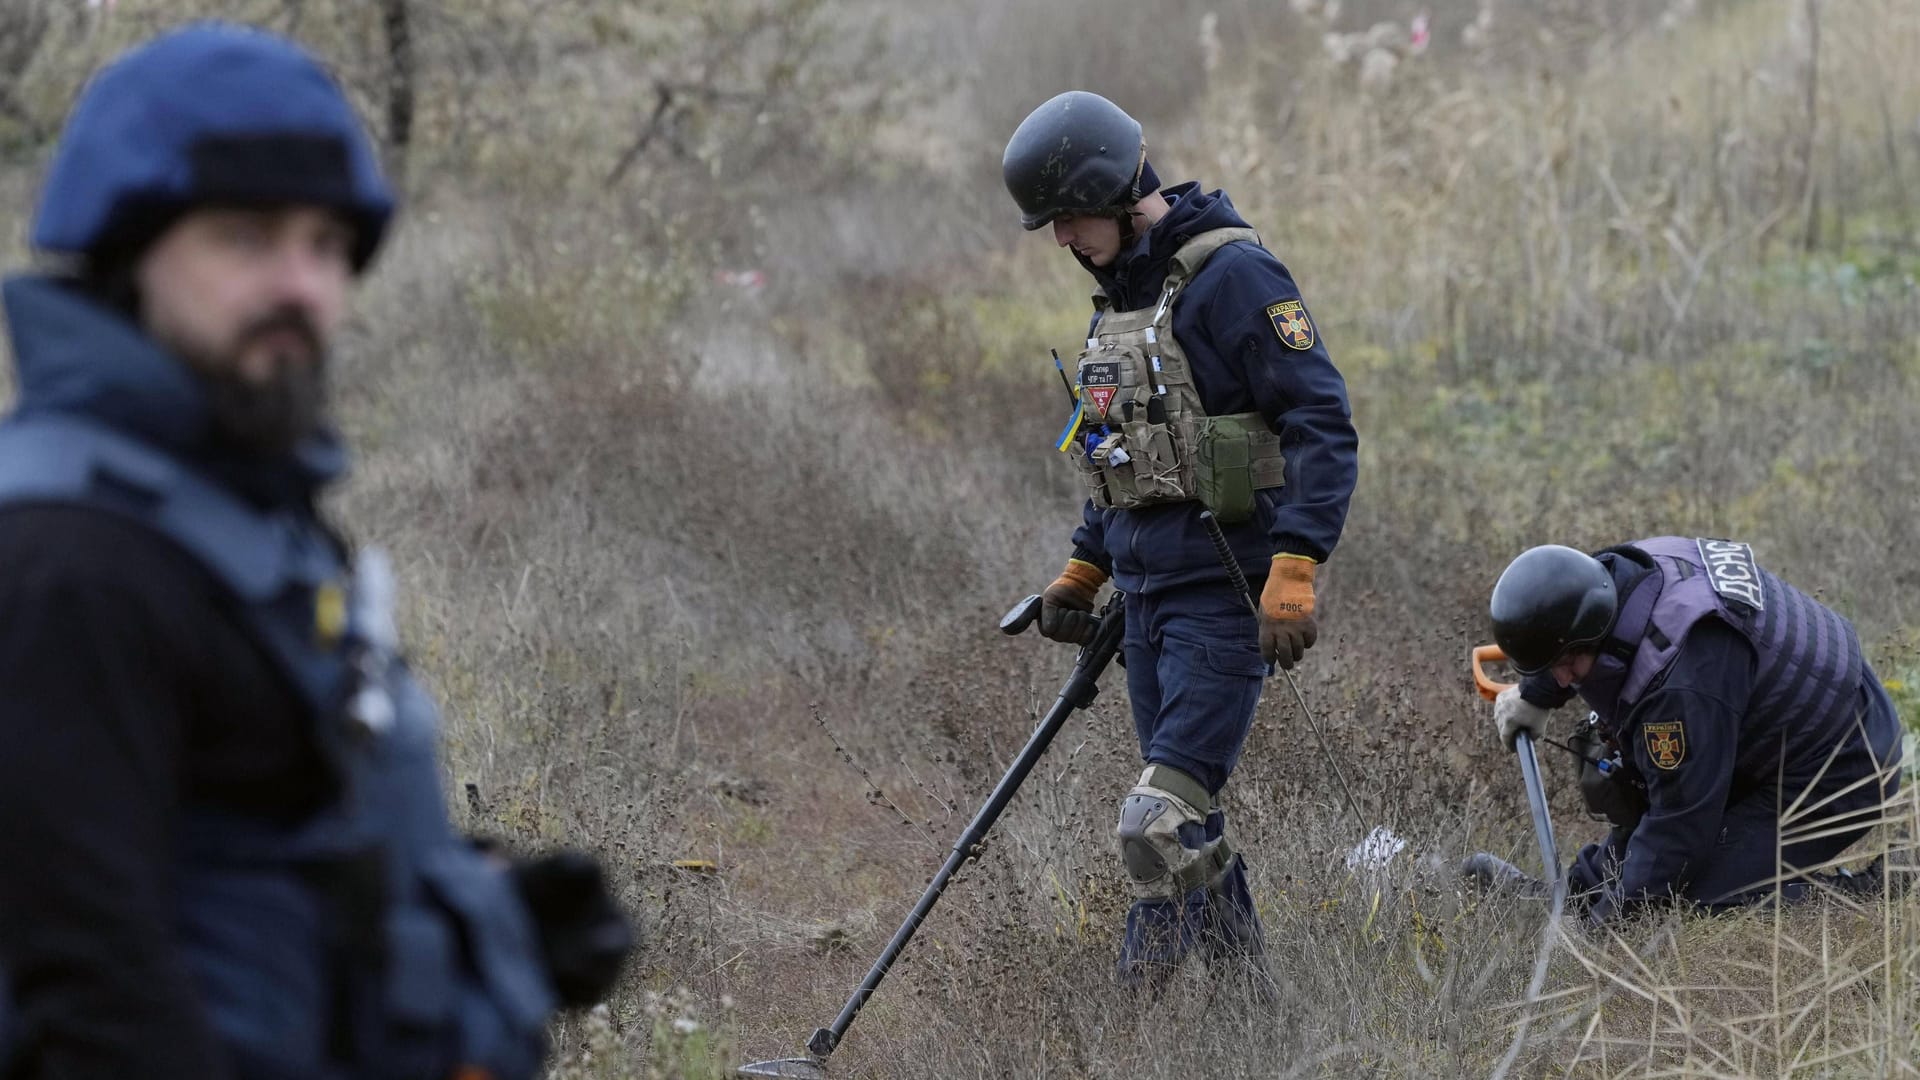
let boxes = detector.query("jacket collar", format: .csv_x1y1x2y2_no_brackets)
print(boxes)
1085,182,1251,310
3,274,347,507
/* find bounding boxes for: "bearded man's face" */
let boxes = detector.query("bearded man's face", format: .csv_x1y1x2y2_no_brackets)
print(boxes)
136,205,354,454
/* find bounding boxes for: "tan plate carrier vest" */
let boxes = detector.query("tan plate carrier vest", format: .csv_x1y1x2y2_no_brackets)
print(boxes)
1067,227,1287,518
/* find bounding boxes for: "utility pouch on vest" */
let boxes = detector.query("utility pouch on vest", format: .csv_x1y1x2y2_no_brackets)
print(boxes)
1065,434,1112,505
1120,416,1187,502
1078,421,1189,508
1195,414,1277,523
1067,227,1288,514
1070,344,1191,508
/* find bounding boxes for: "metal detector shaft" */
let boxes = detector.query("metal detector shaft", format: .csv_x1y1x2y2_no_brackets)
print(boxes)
1513,732,1560,879
1470,644,1561,882
1196,510,1367,831
802,592,1127,1061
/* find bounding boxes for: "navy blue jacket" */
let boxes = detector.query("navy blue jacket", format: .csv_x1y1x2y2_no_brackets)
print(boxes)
1066,184,1358,593
0,277,344,1077
1529,620,1757,915
1520,550,1893,918
1521,555,1757,913
3,275,347,502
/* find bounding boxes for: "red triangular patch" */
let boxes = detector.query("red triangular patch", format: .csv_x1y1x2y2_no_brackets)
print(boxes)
1089,386,1118,418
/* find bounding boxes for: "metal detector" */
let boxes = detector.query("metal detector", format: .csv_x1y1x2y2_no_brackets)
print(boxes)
738,590,1128,1078
1471,645,1561,882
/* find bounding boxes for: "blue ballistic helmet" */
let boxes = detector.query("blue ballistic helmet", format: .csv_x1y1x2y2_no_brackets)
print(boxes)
32,22,394,271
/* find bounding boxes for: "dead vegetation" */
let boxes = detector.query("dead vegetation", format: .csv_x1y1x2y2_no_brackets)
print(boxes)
3,0,1919,1076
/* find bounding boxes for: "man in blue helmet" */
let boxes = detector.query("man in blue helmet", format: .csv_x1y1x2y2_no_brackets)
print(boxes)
1468,541,1902,921
1001,91,1359,987
0,24,630,1078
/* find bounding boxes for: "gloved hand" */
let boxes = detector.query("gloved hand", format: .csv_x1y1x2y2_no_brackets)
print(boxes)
1040,559,1106,645
1494,685,1548,751
1258,554,1318,669
512,851,634,1008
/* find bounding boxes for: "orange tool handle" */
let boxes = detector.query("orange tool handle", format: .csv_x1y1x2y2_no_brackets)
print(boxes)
1471,644,1516,702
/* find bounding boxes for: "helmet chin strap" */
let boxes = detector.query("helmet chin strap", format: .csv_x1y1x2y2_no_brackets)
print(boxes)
1113,148,1157,248
1110,205,1139,249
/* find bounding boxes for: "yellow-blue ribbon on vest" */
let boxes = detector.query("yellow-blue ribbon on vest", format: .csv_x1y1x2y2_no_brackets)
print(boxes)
1054,400,1085,453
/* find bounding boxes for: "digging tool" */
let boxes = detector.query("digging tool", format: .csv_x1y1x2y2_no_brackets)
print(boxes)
1196,510,1367,832
1471,644,1560,883
738,590,1128,1079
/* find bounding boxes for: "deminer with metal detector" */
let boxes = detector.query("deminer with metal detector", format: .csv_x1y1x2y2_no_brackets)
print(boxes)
743,98,1361,1073
1467,540,1904,921
1005,91,1360,983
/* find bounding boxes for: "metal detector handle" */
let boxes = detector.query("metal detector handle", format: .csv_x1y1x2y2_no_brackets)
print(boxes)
1000,594,1043,636
1472,643,1516,702
1514,732,1561,881
1000,592,1107,645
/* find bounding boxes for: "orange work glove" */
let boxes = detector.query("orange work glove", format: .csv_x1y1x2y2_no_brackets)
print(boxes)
1040,558,1106,645
1259,554,1319,669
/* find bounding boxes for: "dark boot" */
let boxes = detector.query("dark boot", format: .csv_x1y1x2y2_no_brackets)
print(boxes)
1809,857,1903,900
1117,895,1201,991
1202,853,1275,1000
1460,852,1550,898
1198,809,1265,966
1202,856,1264,962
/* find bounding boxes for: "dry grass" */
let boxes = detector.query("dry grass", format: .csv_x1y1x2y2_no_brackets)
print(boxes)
4,0,1920,1076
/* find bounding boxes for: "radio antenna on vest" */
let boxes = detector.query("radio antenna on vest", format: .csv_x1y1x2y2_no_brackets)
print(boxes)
1049,348,1077,406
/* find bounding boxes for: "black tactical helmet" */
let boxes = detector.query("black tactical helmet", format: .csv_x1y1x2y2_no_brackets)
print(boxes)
1489,545,1618,676
1002,91,1148,231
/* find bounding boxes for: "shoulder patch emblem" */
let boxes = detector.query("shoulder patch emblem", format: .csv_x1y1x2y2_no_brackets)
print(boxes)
1643,720,1686,770
1266,299,1315,351
1695,539,1765,611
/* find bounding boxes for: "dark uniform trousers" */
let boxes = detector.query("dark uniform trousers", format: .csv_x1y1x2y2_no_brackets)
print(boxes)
1122,579,1267,793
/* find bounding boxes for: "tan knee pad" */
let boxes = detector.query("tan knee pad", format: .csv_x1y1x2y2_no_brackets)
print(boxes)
1114,765,1233,900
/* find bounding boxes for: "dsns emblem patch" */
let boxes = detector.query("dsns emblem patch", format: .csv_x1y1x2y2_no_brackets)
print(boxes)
1267,300,1315,351
1643,721,1686,770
